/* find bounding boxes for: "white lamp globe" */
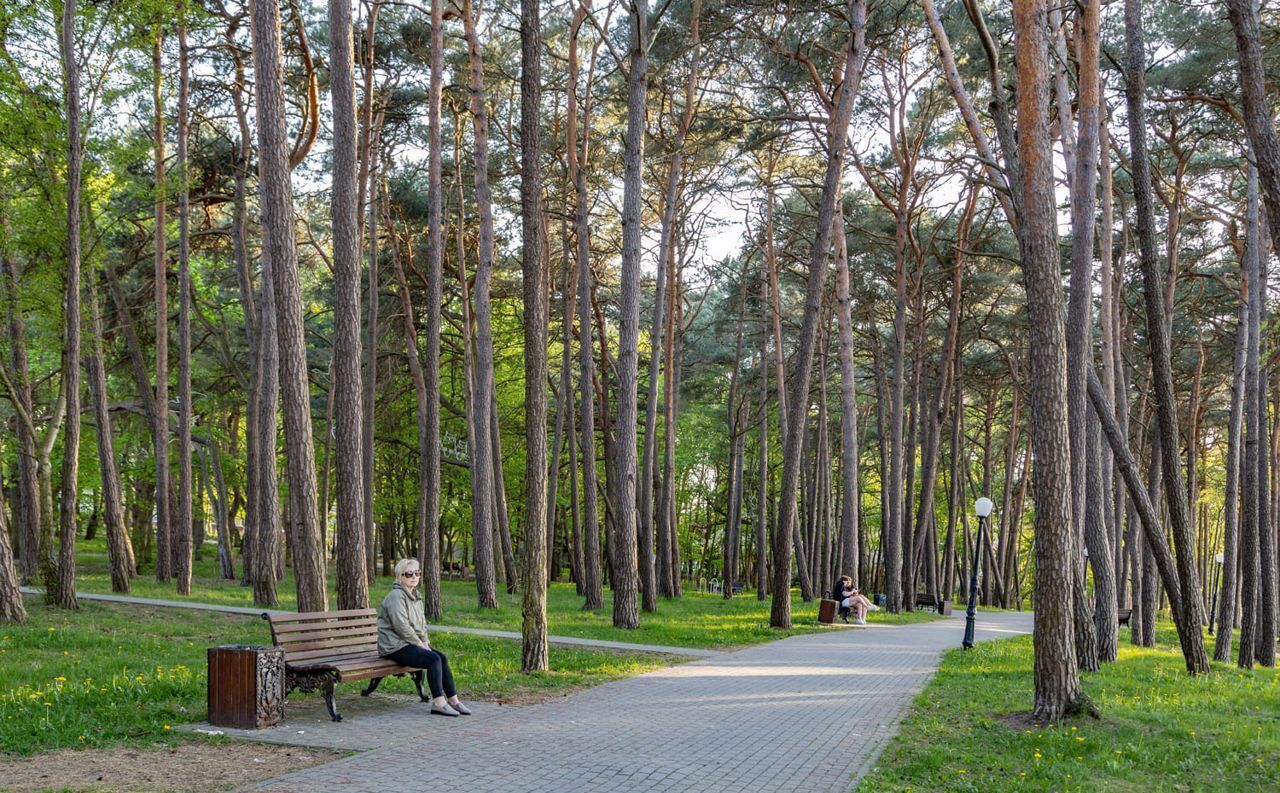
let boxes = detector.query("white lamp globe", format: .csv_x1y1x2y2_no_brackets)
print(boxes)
974,497,994,518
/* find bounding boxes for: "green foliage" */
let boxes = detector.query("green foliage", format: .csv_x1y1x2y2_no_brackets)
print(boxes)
856,628,1280,792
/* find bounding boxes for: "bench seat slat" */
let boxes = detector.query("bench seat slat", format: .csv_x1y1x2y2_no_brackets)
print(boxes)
284,647,376,665
281,636,380,658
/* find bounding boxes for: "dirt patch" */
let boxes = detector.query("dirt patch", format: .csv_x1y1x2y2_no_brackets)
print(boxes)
995,710,1099,732
996,711,1045,731
0,738,346,792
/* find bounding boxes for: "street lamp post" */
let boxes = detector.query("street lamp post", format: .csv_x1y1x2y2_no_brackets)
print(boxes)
963,497,994,650
1208,552,1224,635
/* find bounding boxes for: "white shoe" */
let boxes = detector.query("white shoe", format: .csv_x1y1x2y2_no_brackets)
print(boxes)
449,699,472,715
431,702,460,717
857,617,866,625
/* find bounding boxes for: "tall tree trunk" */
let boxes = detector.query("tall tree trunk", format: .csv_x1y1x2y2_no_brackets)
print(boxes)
152,27,171,584
519,0,550,671
656,247,678,598
1122,0,1208,672
252,0,325,612
1066,0,1105,666
461,0,499,608
328,0,370,610
87,266,132,593
54,0,82,610
416,0,445,618
1215,282,1248,661
834,205,858,584
357,1,384,587
175,16,194,596
0,481,24,621
569,1,602,611
757,322,769,600
4,226,41,585
612,0,648,629
770,0,864,629
1013,0,1088,719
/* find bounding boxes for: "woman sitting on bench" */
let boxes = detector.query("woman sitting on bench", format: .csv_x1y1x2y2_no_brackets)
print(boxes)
833,575,875,624
377,558,472,717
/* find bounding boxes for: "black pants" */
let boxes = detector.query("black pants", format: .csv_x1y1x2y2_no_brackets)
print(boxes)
386,644,457,699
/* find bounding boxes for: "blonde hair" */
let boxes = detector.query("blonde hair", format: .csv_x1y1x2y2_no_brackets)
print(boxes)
394,558,420,578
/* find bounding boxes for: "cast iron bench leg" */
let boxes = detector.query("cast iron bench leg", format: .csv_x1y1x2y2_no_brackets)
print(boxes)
323,679,342,722
361,677,383,697
410,671,429,702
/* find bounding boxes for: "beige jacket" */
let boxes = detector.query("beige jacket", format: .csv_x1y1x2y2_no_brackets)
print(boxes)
376,582,429,656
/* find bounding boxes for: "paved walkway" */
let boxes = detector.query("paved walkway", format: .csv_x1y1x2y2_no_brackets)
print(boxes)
248,610,1034,793
18,587,721,658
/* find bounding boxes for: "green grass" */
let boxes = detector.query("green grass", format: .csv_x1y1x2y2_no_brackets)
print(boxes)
856,626,1280,792
68,537,940,649
0,597,678,757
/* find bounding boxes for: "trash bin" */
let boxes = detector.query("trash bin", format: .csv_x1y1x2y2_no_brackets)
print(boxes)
207,645,285,729
818,599,838,624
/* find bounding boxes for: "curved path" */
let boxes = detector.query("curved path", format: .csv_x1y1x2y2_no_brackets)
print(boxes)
249,610,1033,793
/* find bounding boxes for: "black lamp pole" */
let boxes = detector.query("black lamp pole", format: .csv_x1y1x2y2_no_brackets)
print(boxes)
963,497,992,650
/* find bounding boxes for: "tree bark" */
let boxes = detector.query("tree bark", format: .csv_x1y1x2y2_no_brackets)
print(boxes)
612,0,648,629
569,1,602,612
152,27,171,584
519,0,550,671
327,0,370,610
54,0,82,610
1122,0,1208,672
1215,281,1248,661
1013,0,1088,719
415,0,445,619
252,0,326,612
461,0,499,608
0,478,24,621
87,265,133,593
770,0,864,629
3,241,39,585
175,15,194,596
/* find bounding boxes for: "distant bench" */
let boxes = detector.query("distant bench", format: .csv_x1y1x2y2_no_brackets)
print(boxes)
263,608,429,722
1117,607,1132,626
914,592,953,616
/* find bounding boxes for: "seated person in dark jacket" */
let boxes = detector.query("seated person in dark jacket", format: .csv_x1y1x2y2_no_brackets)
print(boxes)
833,575,874,624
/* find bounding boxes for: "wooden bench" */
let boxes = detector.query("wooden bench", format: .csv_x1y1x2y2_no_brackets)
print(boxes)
263,608,428,722
914,593,953,616
1117,607,1132,626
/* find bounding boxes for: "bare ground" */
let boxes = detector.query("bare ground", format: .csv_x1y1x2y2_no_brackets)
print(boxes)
0,738,346,793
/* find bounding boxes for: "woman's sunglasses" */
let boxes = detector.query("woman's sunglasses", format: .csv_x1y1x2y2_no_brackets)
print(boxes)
402,570,422,578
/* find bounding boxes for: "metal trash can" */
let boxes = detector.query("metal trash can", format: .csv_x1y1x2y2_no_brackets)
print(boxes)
818,599,838,624
207,645,285,729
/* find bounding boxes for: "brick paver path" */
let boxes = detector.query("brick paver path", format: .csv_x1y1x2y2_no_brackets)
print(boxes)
250,610,1033,793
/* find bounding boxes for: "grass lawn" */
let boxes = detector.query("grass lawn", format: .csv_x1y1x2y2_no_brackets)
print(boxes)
856,625,1280,791
68,537,941,650
0,597,679,757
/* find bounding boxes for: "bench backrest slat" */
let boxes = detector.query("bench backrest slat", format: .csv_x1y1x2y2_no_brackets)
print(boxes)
269,607,377,625
272,620,378,643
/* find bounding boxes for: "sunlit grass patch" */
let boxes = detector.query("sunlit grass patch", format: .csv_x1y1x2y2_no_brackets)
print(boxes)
0,599,679,756
856,625,1280,791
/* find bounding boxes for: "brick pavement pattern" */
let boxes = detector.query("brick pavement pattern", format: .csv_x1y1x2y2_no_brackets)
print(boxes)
249,611,1032,793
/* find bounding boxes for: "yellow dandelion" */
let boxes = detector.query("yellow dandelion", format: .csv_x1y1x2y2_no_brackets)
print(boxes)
1034,752,1042,759
54,677,66,682
163,724,171,730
